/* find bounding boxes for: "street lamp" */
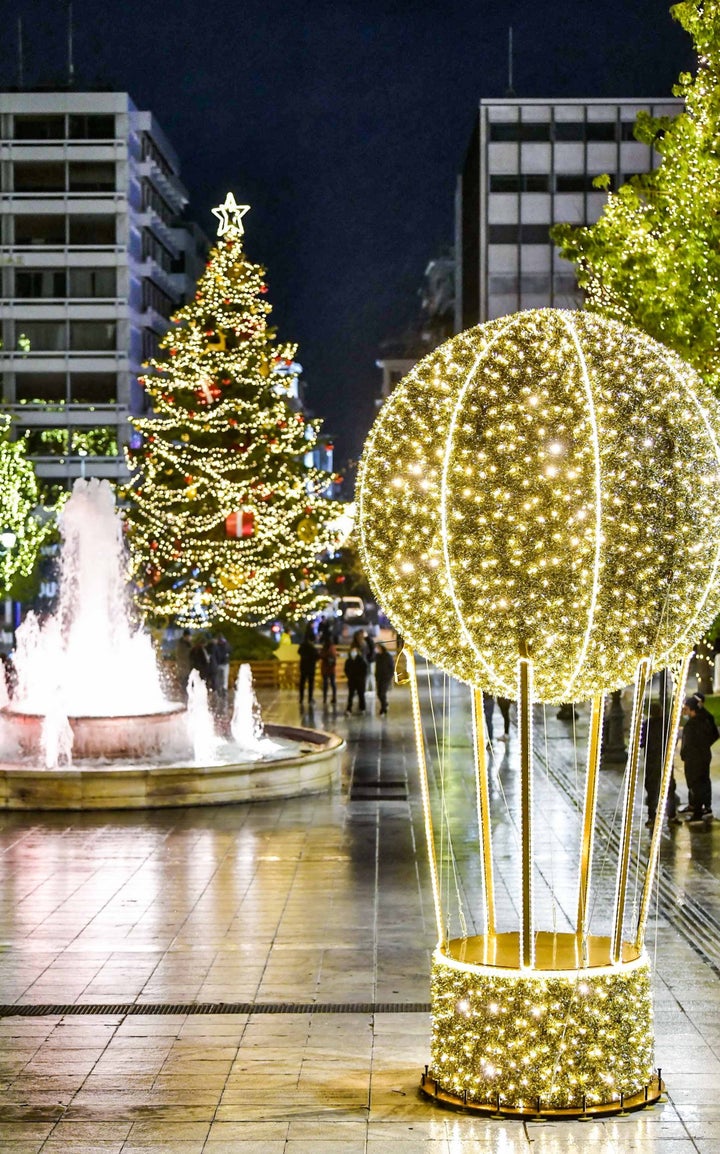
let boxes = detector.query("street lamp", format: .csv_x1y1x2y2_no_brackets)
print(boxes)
0,530,17,551
77,447,88,480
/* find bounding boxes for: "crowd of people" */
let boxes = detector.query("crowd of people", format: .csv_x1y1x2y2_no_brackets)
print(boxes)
296,620,396,717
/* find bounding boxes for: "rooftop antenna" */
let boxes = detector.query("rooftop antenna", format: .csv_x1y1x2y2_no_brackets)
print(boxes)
505,26,516,97
17,16,24,88
67,2,75,87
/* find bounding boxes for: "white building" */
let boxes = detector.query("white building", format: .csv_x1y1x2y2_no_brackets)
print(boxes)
0,90,206,497
456,96,681,330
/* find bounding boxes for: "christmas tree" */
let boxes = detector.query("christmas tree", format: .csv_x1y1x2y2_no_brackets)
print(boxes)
0,417,53,599
124,194,344,626
551,0,720,391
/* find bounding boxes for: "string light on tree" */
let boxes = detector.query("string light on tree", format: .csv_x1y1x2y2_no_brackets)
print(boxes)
552,0,720,393
124,196,344,625
0,417,55,598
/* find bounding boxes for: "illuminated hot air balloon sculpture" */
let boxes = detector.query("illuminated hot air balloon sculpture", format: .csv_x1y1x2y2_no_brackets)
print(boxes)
356,309,720,1116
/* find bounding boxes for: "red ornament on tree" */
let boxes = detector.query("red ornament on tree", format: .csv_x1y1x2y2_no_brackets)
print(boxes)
225,509,255,538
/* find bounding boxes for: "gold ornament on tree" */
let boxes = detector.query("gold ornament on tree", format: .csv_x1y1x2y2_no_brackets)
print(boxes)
357,308,720,1116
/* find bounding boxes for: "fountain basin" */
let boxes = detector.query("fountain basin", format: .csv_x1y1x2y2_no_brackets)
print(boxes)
0,724,345,810
3,705,189,761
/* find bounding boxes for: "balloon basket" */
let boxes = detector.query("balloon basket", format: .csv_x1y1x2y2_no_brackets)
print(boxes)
423,931,659,1117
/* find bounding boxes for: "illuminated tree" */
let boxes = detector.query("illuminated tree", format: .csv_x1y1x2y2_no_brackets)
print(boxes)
0,418,53,599
552,1,720,390
124,194,344,626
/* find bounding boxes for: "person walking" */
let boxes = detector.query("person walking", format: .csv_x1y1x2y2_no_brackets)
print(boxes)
344,643,368,715
497,696,512,740
374,643,394,715
320,638,338,707
175,629,192,696
189,636,211,685
680,695,718,825
214,634,231,703
483,693,495,744
641,701,669,828
298,627,319,707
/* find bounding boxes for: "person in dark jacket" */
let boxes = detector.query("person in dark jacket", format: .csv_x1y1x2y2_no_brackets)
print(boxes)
175,629,193,696
374,643,394,715
298,628,319,706
680,696,718,825
344,644,368,715
320,639,338,706
189,637,211,685
497,696,512,740
641,701,671,827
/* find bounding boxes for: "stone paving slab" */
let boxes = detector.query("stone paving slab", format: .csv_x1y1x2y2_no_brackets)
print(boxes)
0,681,720,1150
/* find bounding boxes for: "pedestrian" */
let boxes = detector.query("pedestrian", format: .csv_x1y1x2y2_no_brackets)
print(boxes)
189,636,211,685
344,643,368,715
318,613,340,645
497,696,512,740
680,695,718,825
641,701,668,828
1,652,16,701
483,693,495,744
175,629,192,695
375,643,394,715
320,638,338,707
298,626,319,707
214,634,231,702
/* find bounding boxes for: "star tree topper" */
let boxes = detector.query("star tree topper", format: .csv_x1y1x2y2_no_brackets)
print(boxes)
212,192,250,238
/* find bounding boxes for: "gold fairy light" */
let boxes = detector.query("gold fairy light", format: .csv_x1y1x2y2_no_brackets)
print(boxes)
357,309,720,703
357,309,720,1116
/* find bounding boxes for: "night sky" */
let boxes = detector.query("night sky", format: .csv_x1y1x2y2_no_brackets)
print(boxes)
1,0,692,466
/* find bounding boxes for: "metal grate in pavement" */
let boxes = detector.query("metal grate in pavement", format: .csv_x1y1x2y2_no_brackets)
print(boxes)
0,1000,431,1018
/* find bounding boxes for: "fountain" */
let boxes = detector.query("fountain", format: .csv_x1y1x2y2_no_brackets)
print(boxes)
0,479,343,809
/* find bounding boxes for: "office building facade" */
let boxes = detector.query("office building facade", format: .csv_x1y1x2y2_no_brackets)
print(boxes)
0,90,206,495
456,96,681,330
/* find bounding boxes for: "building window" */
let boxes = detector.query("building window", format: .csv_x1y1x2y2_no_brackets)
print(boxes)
489,123,551,142
71,426,119,455
21,427,69,456
14,162,66,192
142,228,174,273
141,329,160,361
69,321,117,351
70,373,117,403
13,115,65,140
68,268,116,297
15,372,67,402
553,121,618,142
555,174,616,193
15,269,67,298
16,321,66,351
488,224,551,244
68,216,116,245
490,174,550,193
68,114,115,140
68,161,116,193
142,182,175,225
142,279,174,318
13,214,65,245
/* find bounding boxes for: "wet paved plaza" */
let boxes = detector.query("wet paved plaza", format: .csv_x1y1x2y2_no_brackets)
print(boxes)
2,673,720,1152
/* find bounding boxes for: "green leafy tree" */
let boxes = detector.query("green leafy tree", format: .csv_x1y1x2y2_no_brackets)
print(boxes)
124,194,344,626
551,0,720,390
0,417,54,599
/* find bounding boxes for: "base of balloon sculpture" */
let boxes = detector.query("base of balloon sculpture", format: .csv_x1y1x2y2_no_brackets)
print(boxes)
423,931,660,1118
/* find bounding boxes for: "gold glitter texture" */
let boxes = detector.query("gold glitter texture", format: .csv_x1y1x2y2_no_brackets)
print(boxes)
430,940,653,1110
356,309,720,703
